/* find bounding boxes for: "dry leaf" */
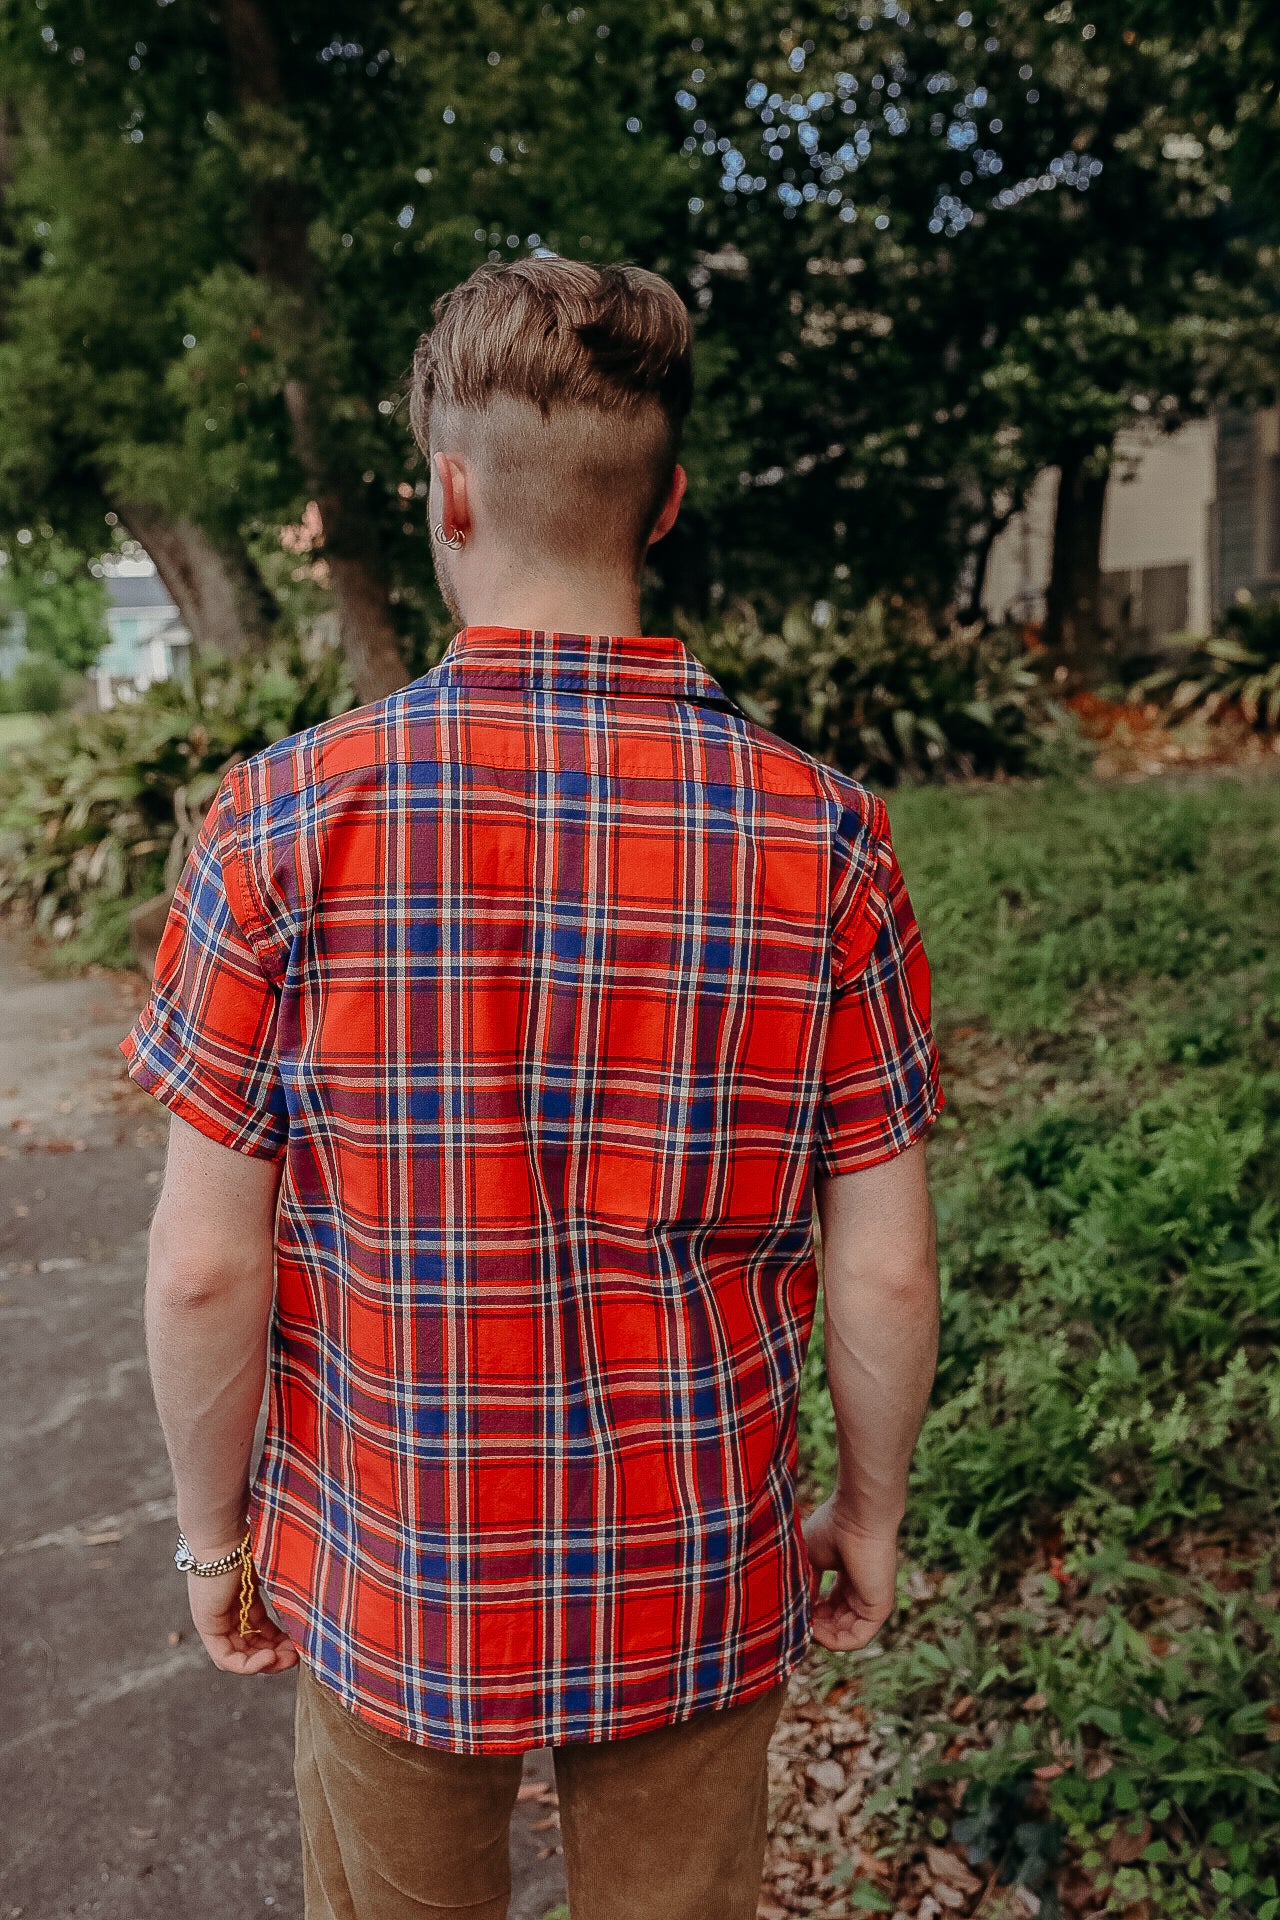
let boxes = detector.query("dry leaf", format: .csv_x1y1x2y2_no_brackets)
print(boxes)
1107,1820,1152,1865
925,1847,983,1896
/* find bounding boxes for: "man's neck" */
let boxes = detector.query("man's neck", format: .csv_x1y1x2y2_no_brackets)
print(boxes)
454,562,645,639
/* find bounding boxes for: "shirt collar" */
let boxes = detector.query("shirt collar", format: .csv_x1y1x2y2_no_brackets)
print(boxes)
428,625,734,706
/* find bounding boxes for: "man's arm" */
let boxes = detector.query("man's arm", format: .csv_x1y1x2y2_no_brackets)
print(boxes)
804,1140,939,1652
145,1113,296,1674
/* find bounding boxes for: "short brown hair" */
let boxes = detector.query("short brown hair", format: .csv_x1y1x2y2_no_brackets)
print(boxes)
409,257,693,563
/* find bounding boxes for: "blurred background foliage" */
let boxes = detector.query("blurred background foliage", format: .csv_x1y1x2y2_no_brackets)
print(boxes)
0,0,1277,693
795,778,1280,1918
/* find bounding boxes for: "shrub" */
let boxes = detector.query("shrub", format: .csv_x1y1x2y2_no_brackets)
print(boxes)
1137,598,1280,731
0,642,354,936
687,601,1068,784
0,655,68,715
800,778,1280,1915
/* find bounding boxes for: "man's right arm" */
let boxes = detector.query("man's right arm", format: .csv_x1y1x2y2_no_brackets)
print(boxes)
804,1140,939,1651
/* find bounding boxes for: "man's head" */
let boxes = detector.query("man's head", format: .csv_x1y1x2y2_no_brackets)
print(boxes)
409,257,692,621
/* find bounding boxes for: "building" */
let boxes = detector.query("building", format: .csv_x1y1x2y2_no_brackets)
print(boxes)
983,406,1280,644
91,563,192,707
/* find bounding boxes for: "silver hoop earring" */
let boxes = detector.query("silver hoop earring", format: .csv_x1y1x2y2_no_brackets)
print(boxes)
433,524,466,551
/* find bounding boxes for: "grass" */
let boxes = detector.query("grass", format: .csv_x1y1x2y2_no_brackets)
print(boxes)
798,772,1280,1917
0,712,47,764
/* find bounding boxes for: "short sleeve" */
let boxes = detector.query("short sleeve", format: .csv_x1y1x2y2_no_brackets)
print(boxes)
120,775,289,1159
814,799,943,1176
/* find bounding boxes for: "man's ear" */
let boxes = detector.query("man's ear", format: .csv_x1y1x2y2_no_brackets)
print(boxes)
433,450,472,545
647,464,688,547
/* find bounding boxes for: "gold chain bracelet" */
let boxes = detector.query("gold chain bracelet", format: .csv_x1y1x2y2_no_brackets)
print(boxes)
238,1526,258,1639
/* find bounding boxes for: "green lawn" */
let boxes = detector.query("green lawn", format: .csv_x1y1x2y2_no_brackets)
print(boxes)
800,774,1280,1915
0,712,47,763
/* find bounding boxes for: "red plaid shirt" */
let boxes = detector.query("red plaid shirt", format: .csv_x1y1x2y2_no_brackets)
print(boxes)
123,626,941,1753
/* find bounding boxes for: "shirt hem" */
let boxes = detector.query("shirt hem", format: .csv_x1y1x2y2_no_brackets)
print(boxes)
257,1569,810,1754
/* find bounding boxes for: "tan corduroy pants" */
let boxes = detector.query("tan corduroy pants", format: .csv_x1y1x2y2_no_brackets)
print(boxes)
294,1659,787,1920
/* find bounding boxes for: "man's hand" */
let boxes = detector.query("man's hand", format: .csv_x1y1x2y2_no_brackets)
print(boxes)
185,1561,298,1675
803,1497,900,1652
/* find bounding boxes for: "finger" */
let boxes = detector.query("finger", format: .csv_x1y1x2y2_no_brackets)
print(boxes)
811,1612,883,1652
811,1585,890,1648
219,1639,291,1675
243,1629,298,1665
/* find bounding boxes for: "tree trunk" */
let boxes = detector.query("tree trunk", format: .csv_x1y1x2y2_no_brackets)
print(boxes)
280,381,411,704
118,504,276,656
1042,448,1110,669
958,512,1009,628
220,0,408,705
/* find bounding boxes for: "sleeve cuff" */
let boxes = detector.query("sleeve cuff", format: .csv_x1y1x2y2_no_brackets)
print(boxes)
813,1065,945,1177
121,1017,289,1161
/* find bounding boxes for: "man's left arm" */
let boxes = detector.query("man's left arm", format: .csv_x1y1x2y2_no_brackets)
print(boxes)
146,1113,297,1675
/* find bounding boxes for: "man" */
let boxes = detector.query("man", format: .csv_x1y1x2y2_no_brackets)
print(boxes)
123,257,942,1920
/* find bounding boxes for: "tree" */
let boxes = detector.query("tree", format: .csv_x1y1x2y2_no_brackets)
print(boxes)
0,86,283,659
1,0,1275,681
0,2,701,695
0,529,107,670
658,1,1279,653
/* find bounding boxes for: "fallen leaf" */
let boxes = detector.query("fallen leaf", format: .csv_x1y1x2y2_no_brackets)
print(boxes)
925,1848,983,1896
1022,1693,1048,1713
1107,1820,1152,1865
808,1759,846,1793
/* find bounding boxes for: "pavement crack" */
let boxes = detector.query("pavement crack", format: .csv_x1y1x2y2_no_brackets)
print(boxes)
0,1493,175,1557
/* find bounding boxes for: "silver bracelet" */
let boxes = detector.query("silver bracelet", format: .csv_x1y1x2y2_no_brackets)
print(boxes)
174,1530,245,1577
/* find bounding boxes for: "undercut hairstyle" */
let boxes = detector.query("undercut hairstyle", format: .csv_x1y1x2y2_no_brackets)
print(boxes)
409,257,694,567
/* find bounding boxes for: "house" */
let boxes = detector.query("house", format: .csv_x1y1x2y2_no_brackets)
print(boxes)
983,406,1280,644
0,608,28,679
91,562,192,707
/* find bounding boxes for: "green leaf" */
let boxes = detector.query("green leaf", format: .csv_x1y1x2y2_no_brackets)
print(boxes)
850,1882,895,1912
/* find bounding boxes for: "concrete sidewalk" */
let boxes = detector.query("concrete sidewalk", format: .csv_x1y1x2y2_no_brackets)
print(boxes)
0,934,566,1919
